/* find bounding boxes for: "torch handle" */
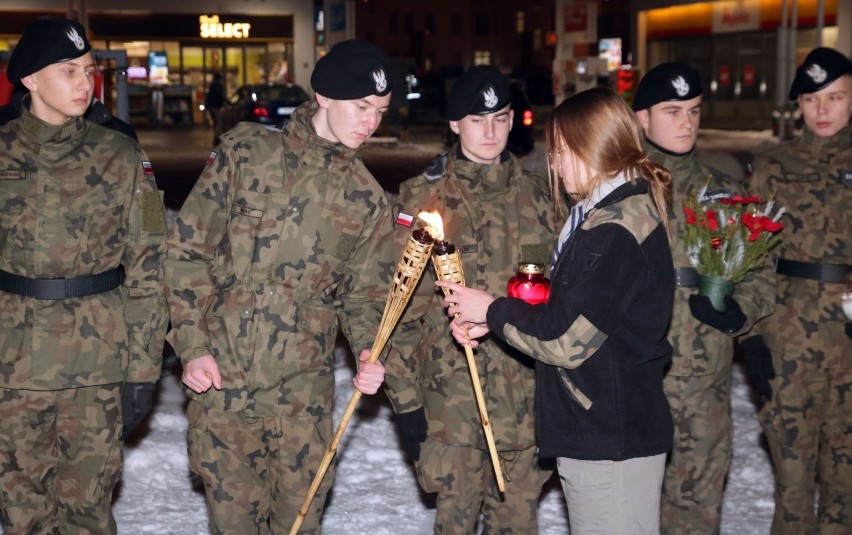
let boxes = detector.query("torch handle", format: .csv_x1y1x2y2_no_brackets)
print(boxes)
290,389,364,535
432,252,506,493
460,342,507,492
290,233,434,534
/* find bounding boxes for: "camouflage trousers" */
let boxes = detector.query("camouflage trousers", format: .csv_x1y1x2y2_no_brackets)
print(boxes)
186,400,335,535
0,384,123,535
759,365,852,535
661,368,733,535
415,438,552,535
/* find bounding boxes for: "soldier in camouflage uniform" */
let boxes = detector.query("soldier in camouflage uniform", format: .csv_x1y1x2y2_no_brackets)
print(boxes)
0,18,168,534
164,39,395,534
385,65,555,534
632,63,775,534
745,47,851,535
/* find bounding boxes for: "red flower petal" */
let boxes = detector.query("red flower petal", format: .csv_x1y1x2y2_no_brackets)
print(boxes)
683,206,697,224
720,194,763,205
704,210,719,231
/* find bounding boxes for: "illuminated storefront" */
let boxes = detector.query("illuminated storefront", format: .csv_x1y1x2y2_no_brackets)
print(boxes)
635,0,847,128
0,2,313,125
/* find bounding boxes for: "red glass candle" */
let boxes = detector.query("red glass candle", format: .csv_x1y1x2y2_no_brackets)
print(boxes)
507,262,550,304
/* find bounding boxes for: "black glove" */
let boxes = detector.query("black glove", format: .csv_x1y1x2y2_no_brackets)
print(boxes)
396,407,427,462
121,382,156,441
740,335,775,401
846,323,852,339
688,295,747,334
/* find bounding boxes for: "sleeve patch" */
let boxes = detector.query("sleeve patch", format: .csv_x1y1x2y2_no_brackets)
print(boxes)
141,190,168,234
335,232,358,261
142,161,155,176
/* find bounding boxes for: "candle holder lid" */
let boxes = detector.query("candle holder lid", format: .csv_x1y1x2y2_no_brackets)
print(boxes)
517,262,545,274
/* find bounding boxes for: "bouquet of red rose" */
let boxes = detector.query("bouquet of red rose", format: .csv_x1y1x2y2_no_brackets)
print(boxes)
682,182,784,308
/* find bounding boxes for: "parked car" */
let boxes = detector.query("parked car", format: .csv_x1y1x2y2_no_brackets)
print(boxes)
507,80,535,155
220,82,310,131
523,71,555,105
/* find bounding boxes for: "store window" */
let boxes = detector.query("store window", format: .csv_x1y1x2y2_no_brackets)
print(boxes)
647,29,839,123
79,36,294,127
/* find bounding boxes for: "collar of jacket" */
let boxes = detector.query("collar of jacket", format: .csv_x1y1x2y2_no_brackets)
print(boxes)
18,94,86,146
286,99,360,163
448,143,517,197
643,138,696,175
642,138,704,194
551,179,650,278
591,179,649,212
800,121,851,153
85,98,111,125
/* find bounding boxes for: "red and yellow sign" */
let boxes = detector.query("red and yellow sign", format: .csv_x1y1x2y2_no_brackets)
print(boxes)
645,0,837,39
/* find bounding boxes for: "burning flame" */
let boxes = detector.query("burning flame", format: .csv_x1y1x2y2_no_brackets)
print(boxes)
418,211,444,241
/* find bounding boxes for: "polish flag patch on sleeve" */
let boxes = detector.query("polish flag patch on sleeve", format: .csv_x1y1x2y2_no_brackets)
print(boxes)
206,151,217,166
142,161,154,175
395,211,414,227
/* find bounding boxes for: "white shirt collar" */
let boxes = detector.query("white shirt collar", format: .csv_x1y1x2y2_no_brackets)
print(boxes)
584,171,630,214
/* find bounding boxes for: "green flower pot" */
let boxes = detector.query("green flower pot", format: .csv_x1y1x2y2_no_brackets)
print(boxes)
698,275,735,312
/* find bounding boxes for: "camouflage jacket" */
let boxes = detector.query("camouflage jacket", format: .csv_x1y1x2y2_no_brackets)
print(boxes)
645,141,775,377
165,101,395,417
0,107,168,389
487,181,675,461
749,124,851,368
386,147,555,450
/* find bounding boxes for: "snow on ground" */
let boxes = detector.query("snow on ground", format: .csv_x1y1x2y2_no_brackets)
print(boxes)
0,341,773,534
101,342,774,534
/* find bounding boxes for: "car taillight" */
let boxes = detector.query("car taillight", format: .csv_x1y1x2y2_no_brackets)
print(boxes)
253,106,269,118
523,110,533,127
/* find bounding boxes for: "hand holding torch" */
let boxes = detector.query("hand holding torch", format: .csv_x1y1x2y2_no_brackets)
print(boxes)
290,227,434,535
420,212,506,493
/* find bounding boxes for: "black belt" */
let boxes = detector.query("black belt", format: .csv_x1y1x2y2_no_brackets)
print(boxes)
675,267,699,287
776,258,850,283
0,267,125,300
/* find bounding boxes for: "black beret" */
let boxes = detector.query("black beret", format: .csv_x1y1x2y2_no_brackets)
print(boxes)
7,18,91,85
632,62,703,111
446,65,512,121
311,39,393,100
788,47,852,100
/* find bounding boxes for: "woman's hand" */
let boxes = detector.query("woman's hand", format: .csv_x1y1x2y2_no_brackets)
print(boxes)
449,317,490,347
435,280,495,329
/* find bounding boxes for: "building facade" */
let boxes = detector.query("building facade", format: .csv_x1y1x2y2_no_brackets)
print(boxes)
633,0,850,128
0,0,315,125
352,0,555,75
552,0,850,129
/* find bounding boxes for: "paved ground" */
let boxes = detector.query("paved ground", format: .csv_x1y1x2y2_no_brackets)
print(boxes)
137,121,779,210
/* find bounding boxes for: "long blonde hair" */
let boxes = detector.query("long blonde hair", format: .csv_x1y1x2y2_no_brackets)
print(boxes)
546,87,673,238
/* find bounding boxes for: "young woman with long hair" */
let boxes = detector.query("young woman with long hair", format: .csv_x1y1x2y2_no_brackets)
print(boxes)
437,87,676,534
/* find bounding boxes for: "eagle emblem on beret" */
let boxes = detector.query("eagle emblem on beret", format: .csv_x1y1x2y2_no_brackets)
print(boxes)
372,68,388,93
805,63,827,84
66,26,86,51
483,86,498,108
671,75,690,97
